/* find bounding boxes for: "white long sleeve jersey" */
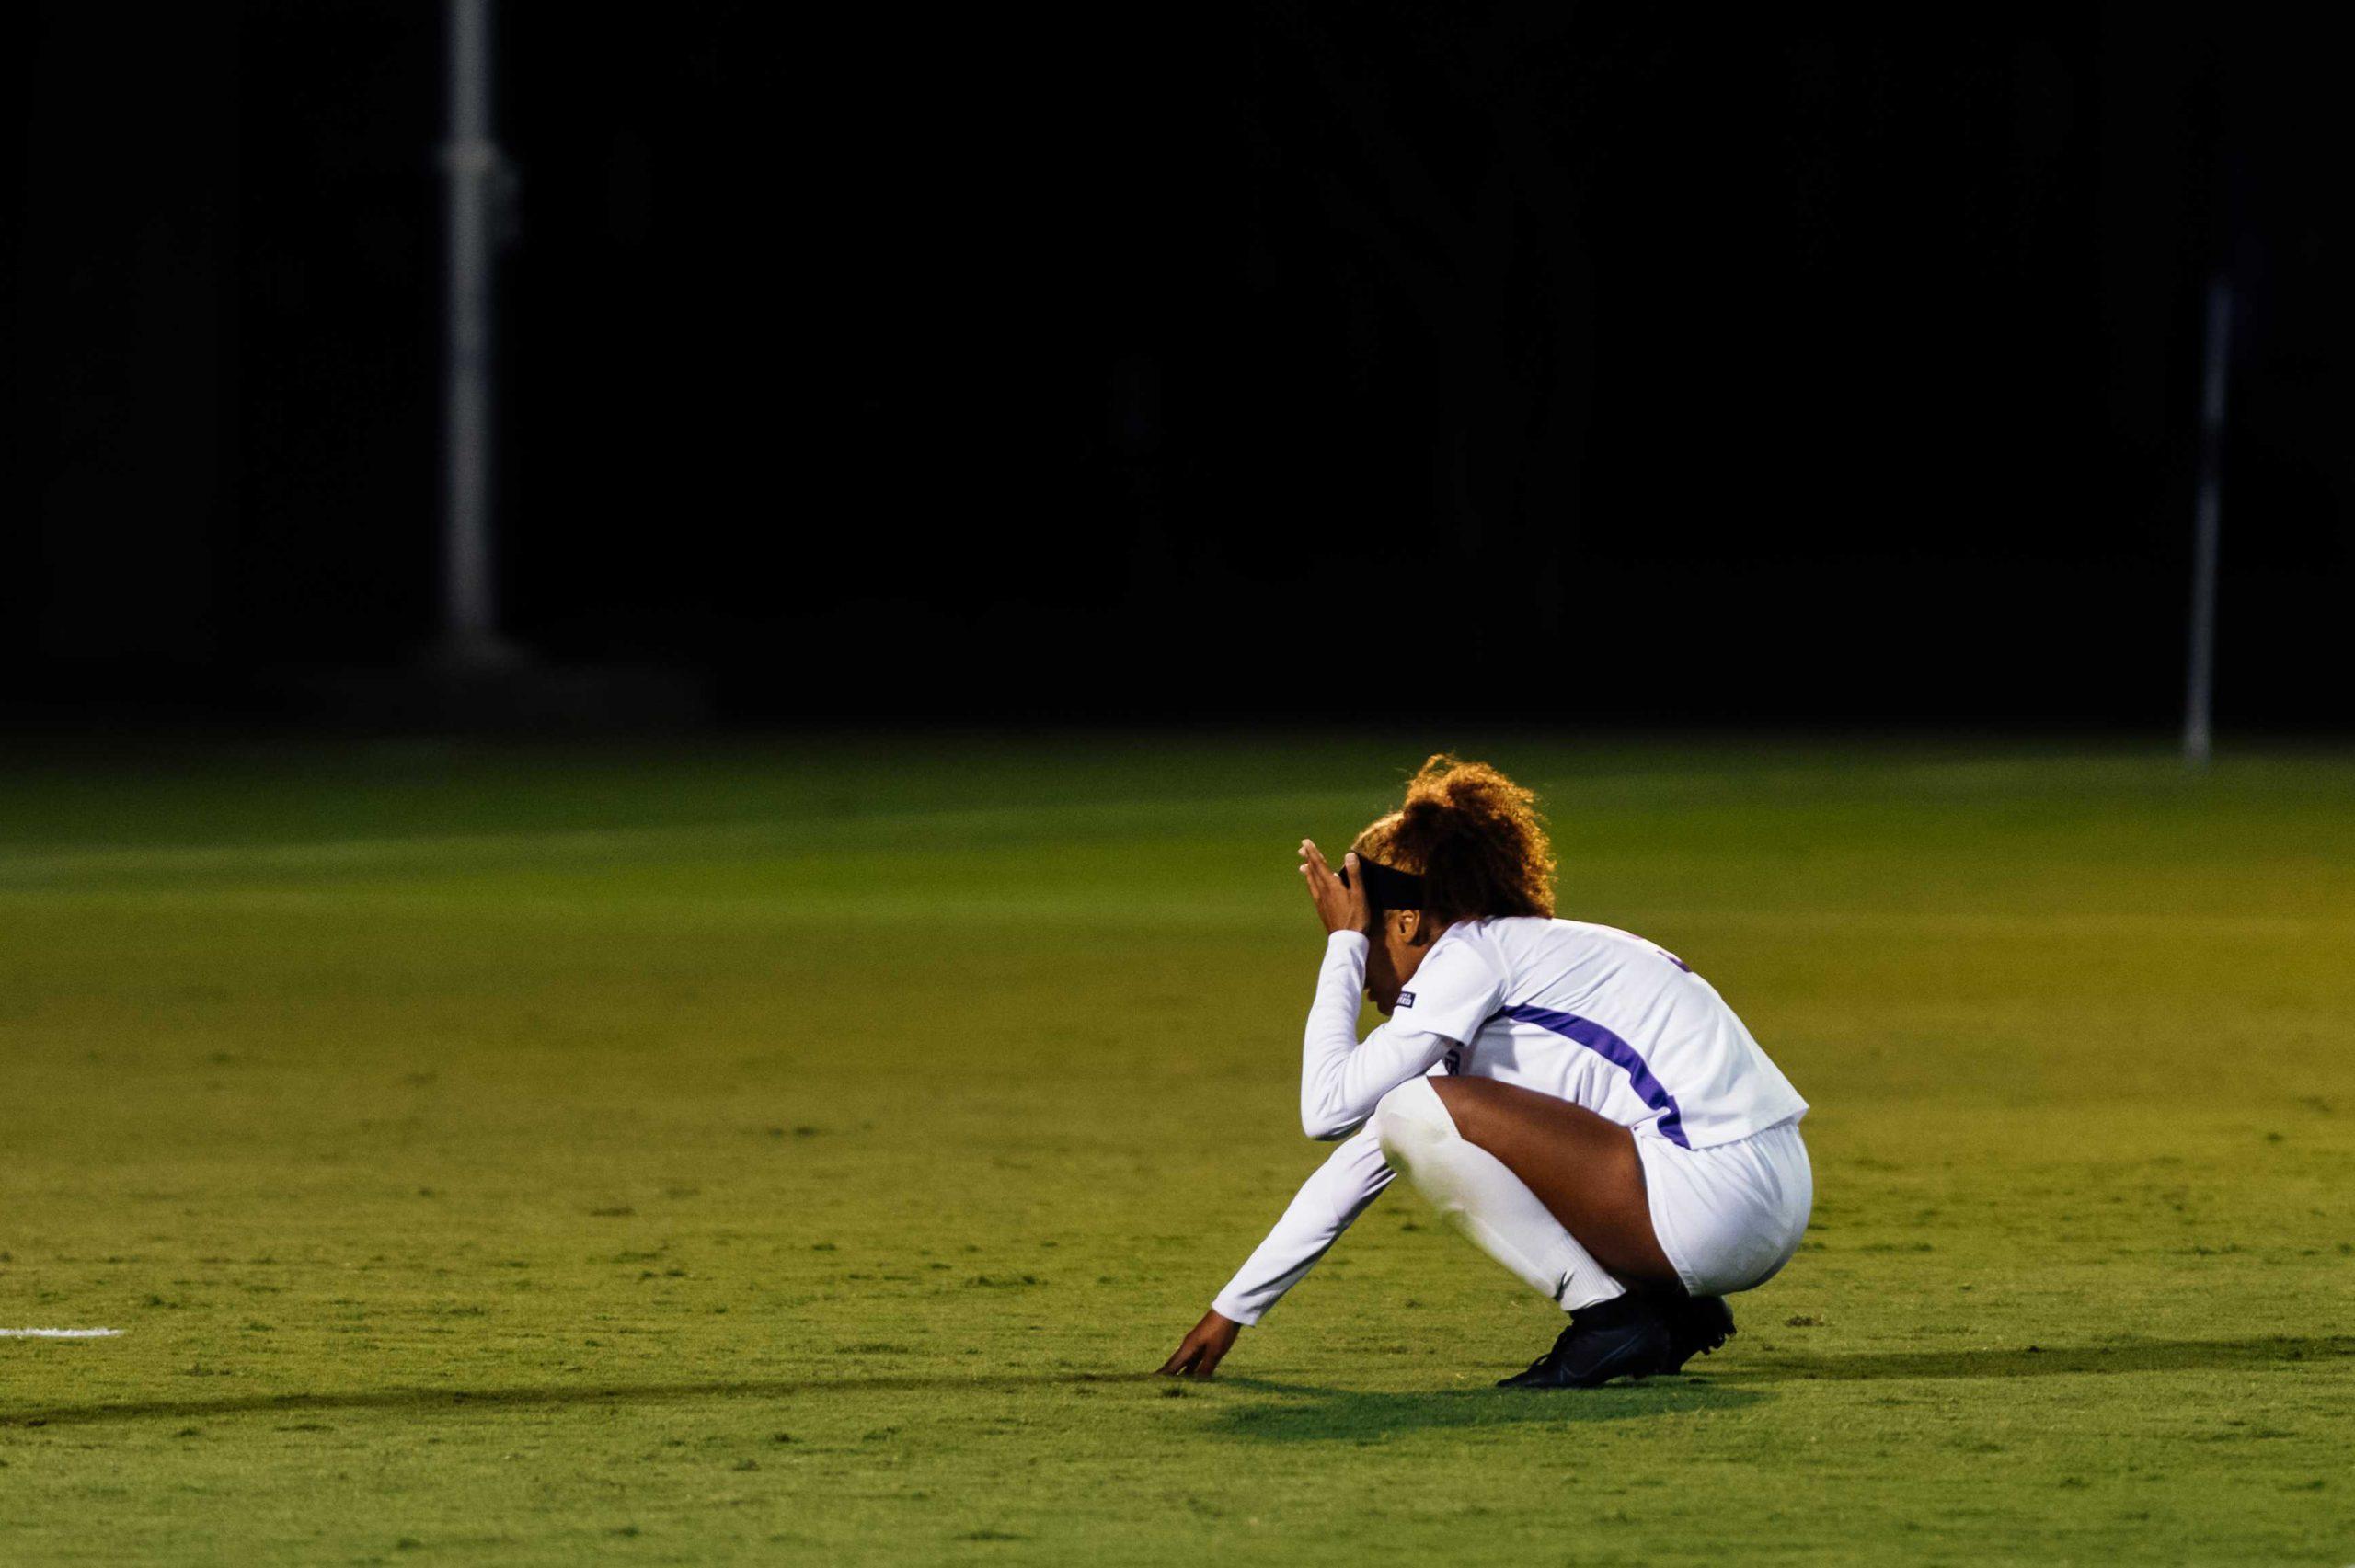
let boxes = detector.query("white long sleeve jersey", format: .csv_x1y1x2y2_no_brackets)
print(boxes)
1210,918,1808,1325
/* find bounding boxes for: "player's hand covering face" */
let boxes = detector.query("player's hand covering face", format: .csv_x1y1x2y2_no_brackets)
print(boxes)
1298,840,1367,936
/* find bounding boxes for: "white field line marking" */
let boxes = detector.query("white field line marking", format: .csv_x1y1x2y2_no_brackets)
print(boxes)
0,1327,123,1339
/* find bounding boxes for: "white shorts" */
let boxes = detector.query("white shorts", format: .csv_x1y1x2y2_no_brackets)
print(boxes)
1635,1118,1813,1297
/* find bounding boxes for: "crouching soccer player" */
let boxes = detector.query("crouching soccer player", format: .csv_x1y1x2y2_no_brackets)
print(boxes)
1155,755,1812,1388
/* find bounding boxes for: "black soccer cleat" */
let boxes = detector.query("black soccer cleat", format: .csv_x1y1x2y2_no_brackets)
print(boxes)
1655,1294,1736,1375
1496,1293,1673,1390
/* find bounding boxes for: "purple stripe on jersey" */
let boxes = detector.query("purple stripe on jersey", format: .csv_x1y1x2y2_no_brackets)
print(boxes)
1497,1004,1691,1148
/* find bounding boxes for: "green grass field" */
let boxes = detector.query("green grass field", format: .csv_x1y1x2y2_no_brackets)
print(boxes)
4,734,2350,1564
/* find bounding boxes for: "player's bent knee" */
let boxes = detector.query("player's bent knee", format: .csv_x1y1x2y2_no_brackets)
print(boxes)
1371,1077,1459,1166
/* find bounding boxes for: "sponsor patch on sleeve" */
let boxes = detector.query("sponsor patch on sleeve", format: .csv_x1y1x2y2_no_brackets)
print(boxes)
1396,990,1415,1008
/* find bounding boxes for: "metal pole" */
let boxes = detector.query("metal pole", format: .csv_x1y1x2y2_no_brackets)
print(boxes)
2182,274,2230,768
442,0,506,666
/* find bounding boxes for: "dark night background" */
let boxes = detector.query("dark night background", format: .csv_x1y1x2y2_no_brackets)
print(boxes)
6,4,2349,728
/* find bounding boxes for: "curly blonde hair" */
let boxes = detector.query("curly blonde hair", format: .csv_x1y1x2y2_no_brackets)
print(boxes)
1352,754,1555,922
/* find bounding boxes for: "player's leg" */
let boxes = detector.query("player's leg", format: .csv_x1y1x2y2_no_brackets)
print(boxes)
1369,1077,1629,1310
1423,1075,1741,1379
1369,1077,1674,1388
1422,1075,1679,1284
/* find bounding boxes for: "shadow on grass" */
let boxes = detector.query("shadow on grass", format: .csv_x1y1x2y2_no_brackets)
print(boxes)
5,1335,2342,1431
1713,1334,2355,1384
1193,1333,2355,1442
0,1367,1758,1440
0,1372,1135,1430
1201,1376,1760,1442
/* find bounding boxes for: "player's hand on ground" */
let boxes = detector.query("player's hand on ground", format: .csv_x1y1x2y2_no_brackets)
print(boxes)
1299,841,1367,936
1155,1309,1242,1379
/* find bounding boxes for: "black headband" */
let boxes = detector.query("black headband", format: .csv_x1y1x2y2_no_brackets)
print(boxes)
1347,855,1425,911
